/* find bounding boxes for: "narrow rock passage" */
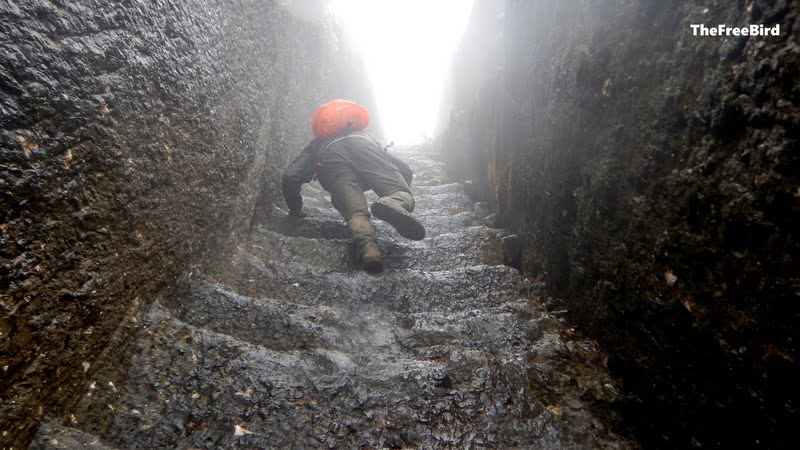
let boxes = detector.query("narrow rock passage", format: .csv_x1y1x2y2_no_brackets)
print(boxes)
32,145,632,449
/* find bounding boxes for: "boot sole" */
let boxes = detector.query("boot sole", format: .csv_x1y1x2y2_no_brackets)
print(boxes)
362,257,384,273
370,201,426,241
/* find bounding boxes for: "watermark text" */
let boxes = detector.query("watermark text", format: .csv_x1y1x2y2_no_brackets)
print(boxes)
690,24,780,36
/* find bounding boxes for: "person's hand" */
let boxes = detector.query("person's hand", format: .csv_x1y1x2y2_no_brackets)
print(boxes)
289,208,308,218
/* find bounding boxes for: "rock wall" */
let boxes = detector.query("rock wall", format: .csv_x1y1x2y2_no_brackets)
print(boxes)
438,0,799,448
0,0,376,445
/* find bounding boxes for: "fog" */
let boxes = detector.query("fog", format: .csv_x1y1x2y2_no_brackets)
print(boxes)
332,0,476,143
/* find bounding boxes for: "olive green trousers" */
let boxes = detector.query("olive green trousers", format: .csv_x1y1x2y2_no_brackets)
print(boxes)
317,146,414,222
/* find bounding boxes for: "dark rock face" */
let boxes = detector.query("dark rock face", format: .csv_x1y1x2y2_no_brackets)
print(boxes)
30,145,633,449
439,1,798,448
0,0,376,446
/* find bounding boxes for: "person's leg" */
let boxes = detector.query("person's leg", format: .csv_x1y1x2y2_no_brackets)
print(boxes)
346,213,382,272
359,162,415,213
370,194,425,241
369,182,424,240
318,159,383,272
342,147,425,240
325,172,368,221
382,189,415,213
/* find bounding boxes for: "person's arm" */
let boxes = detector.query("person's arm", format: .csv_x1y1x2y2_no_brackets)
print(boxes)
282,141,318,215
387,153,413,186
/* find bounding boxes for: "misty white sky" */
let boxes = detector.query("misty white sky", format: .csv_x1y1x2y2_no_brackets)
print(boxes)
332,0,475,144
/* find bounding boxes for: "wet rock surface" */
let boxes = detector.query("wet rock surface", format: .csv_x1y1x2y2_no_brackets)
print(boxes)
1,1,378,445
31,146,634,449
439,1,799,448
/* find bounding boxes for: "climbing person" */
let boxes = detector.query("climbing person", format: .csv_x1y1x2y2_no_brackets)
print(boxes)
281,99,425,273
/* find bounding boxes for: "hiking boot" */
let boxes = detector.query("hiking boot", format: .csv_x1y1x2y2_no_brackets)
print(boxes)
360,241,384,273
347,213,384,273
370,197,426,241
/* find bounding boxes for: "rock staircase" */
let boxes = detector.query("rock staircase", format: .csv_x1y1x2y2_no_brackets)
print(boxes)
31,145,633,449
